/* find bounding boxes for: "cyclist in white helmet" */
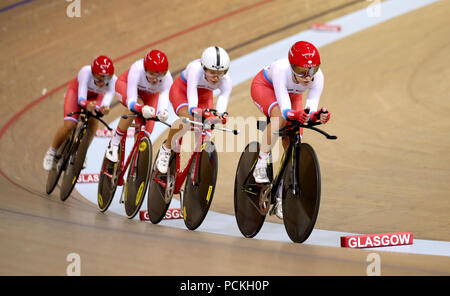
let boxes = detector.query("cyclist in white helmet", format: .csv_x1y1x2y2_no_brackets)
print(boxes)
155,46,232,174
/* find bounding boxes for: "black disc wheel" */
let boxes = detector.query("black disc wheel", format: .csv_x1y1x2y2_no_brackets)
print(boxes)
234,141,268,238
123,136,152,219
60,128,90,201
282,143,321,243
182,141,218,230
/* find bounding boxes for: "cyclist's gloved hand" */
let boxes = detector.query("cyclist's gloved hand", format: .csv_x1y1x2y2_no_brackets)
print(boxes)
131,103,143,114
203,109,221,125
157,109,169,122
310,107,330,124
94,105,106,116
285,108,309,124
190,108,221,125
100,106,110,115
86,101,97,115
78,99,88,109
220,112,228,124
142,105,156,119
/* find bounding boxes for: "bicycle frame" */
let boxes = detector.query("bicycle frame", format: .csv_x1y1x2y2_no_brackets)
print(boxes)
71,114,91,148
115,121,149,187
51,108,112,197
100,114,169,184
62,114,88,162
243,120,332,203
270,128,301,199
241,129,295,202
65,110,112,168
154,126,208,195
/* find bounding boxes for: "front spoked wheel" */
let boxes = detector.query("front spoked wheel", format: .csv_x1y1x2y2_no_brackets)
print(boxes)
45,138,71,195
183,141,218,230
282,142,321,243
234,141,268,238
60,128,90,201
124,136,152,219
97,142,122,212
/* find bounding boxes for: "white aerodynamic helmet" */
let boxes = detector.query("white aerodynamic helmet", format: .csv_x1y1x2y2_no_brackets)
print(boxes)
200,46,230,73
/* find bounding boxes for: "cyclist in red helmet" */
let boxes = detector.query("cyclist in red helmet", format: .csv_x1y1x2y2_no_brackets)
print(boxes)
43,55,117,171
104,49,173,163
250,41,331,219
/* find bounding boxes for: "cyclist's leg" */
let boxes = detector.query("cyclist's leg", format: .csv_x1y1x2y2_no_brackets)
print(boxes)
290,92,304,139
260,105,287,153
250,71,287,182
105,72,134,162
165,106,190,150
87,115,99,145
164,75,193,151
44,80,79,168
115,71,134,140
44,79,80,170
52,79,80,150
151,80,186,173
85,95,108,145
157,107,190,173
116,109,135,138
270,94,302,218
44,119,77,170
51,119,77,152
267,93,303,151
168,88,213,150
142,92,159,136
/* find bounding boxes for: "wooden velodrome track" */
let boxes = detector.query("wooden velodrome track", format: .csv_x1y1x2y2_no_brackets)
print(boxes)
0,0,449,276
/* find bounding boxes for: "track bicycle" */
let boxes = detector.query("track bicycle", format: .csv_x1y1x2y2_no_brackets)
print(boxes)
97,113,170,219
147,109,239,230
46,108,112,202
234,113,337,243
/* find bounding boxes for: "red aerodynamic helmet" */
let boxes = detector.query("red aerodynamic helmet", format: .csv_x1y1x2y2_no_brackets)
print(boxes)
91,55,115,77
288,41,320,77
144,50,169,74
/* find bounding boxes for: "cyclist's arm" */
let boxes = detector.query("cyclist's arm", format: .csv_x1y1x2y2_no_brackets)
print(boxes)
100,75,117,108
77,66,91,108
126,63,143,113
215,75,232,115
271,65,292,119
158,71,173,112
304,69,324,114
186,63,201,115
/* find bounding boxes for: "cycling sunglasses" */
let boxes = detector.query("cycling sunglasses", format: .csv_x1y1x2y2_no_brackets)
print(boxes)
291,65,320,77
93,73,113,83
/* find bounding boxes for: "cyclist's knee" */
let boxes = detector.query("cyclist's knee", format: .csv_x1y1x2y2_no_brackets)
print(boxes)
282,137,289,149
268,110,286,129
169,118,184,132
87,118,99,130
63,120,77,132
177,106,193,121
